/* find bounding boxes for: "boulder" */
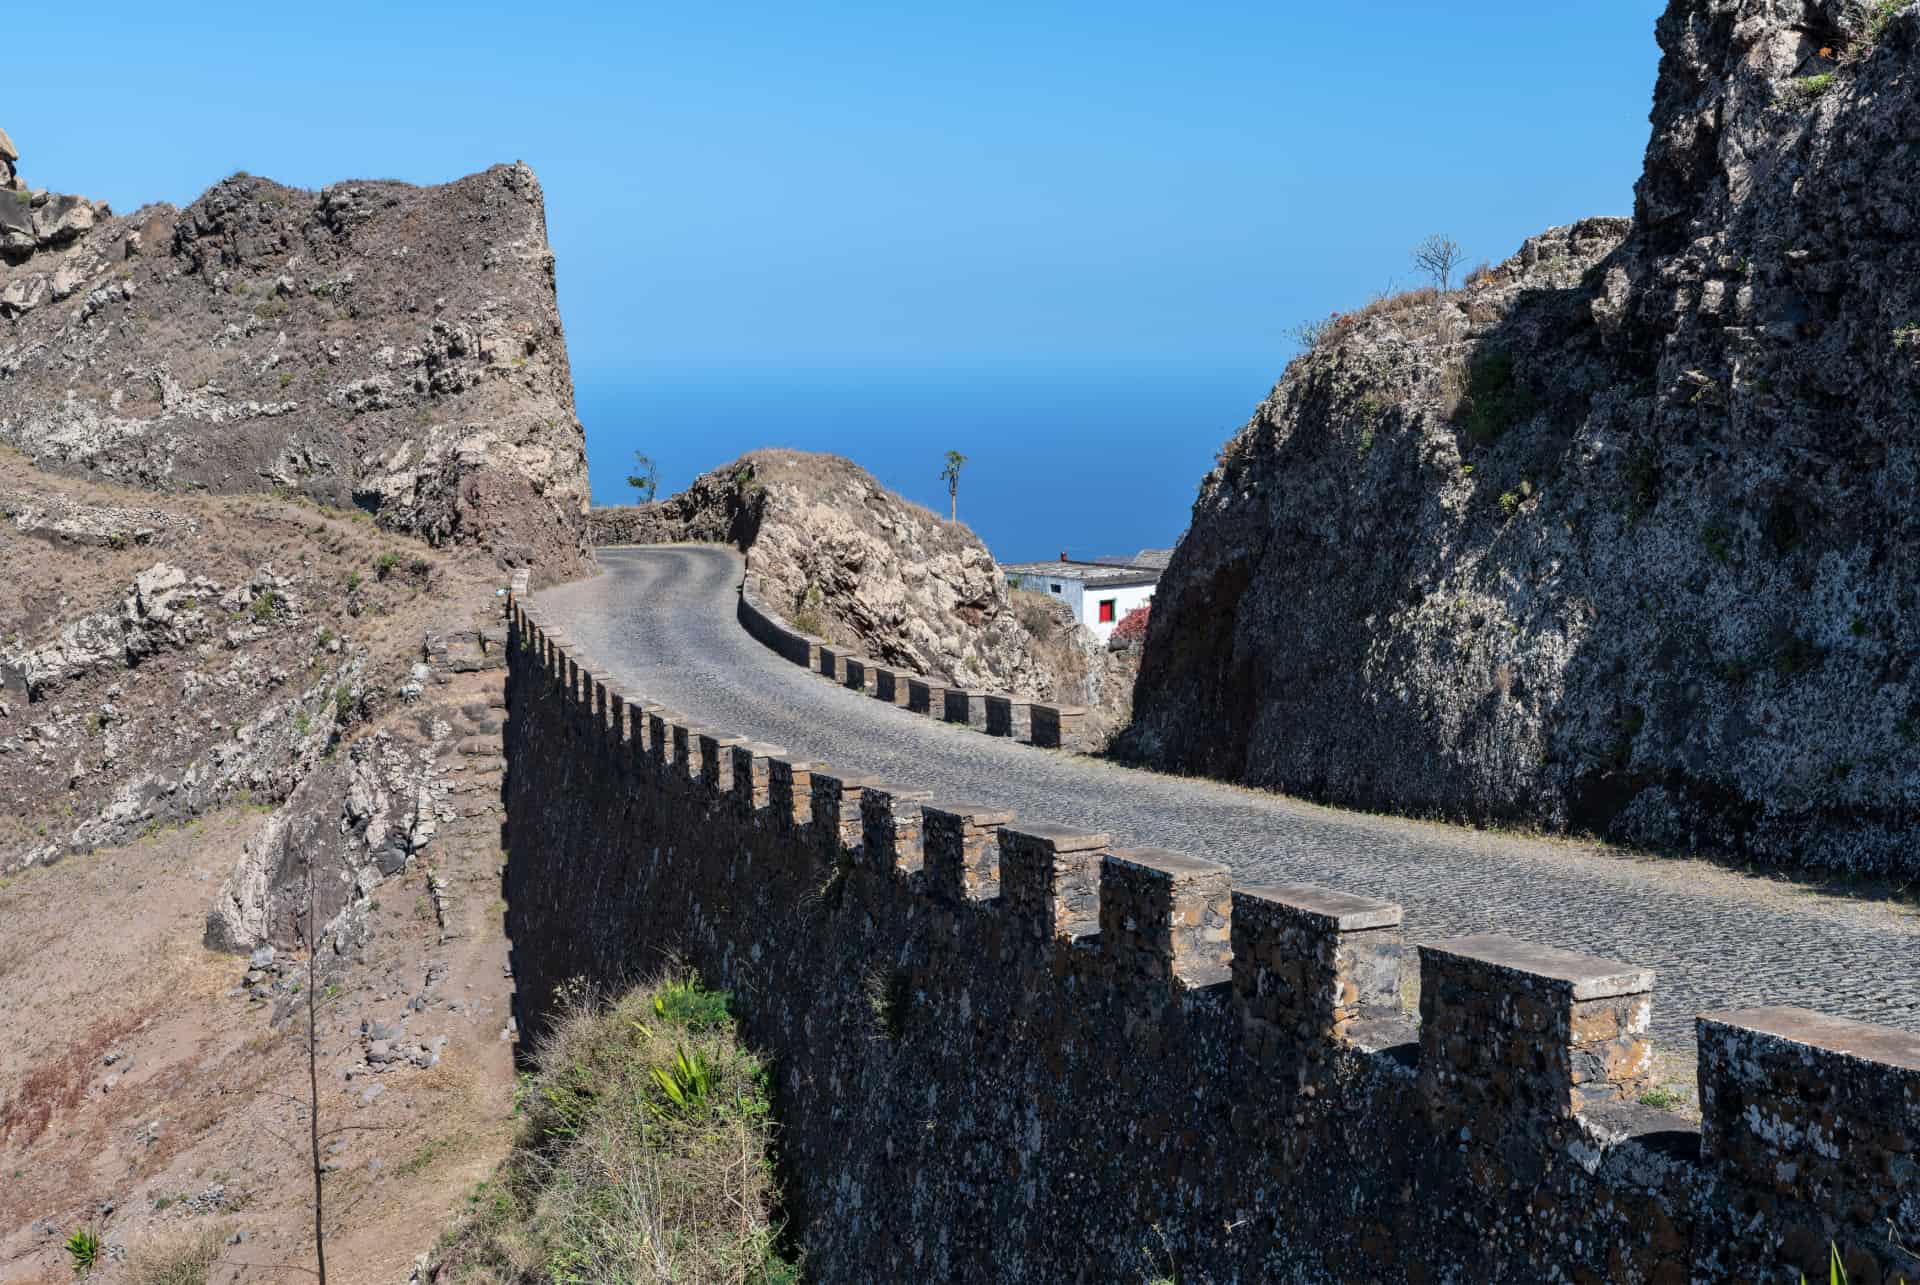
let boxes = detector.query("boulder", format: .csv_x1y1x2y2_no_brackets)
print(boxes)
0,190,33,255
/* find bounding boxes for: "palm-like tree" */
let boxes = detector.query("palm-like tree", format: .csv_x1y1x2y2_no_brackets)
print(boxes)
940,450,967,522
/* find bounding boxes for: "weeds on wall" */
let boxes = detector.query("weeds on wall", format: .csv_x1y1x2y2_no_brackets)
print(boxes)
1802,1239,1911,1284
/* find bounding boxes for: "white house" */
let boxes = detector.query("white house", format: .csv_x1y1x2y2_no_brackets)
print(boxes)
1003,549,1170,643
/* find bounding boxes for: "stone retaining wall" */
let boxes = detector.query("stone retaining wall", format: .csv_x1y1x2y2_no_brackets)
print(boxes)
506,596,1920,1284
738,584,1092,751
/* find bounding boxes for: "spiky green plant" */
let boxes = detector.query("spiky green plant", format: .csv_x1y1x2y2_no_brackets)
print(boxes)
649,1046,717,1116
65,1228,101,1276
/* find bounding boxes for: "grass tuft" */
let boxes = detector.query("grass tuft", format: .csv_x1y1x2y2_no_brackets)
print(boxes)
432,975,798,1284
129,1226,226,1285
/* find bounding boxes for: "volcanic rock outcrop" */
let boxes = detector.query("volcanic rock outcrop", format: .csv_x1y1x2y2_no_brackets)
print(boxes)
1124,0,1920,875
597,449,1135,711
0,130,589,576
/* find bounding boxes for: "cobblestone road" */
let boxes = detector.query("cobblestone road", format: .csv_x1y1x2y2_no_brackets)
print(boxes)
535,545,1920,1062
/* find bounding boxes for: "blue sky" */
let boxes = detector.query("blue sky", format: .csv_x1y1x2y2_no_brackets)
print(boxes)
8,1,1668,557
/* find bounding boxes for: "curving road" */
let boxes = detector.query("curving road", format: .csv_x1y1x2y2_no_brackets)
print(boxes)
535,545,1920,1058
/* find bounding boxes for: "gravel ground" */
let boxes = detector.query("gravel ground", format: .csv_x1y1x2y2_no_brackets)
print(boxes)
535,545,1920,1062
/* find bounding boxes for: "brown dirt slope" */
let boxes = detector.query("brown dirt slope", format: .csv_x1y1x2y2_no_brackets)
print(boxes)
0,462,525,1283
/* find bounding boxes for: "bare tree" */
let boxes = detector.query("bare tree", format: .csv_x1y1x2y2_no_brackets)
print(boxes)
1412,234,1465,293
939,450,967,522
303,859,329,1285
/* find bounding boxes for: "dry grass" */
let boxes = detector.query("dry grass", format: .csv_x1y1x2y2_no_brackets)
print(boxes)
0,1008,146,1146
432,976,798,1285
1297,285,1444,357
129,1224,229,1285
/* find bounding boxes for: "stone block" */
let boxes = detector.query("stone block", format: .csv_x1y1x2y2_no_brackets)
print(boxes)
1031,704,1090,750
984,694,1032,740
810,770,881,860
729,742,784,815
695,730,747,798
907,675,946,716
1419,934,1654,1128
923,802,1016,903
1698,1006,1920,1254
1000,822,1110,944
1101,848,1233,989
1231,883,1403,1055
874,667,912,705
767,757,815,832
860,784,933,874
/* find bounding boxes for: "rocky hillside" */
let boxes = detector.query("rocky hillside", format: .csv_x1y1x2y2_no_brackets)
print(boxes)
598,450,1136,721
1124,0,1920,876
1,129,589,577
0,131,587,1277
0,463,528,1277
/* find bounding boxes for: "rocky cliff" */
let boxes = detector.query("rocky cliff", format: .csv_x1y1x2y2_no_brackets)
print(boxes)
0,131,589,577
598,450,1137,716
1124,0,1920,875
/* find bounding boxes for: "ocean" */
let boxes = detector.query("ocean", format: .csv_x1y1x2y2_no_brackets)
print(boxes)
575,359,1283,563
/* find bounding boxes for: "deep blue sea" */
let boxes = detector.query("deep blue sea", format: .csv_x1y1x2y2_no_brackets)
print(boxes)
575,361,1282,563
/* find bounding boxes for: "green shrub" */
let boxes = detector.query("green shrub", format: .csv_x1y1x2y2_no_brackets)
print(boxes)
1498,491,1520,520
249,590,280,624
1788,72,1836,102
650,979,734,1032
375,550,401,579
865,967,911,1041
432,976,797,1284
1460,349,1535,445
1866,0,1908,47
1775,633,1823,678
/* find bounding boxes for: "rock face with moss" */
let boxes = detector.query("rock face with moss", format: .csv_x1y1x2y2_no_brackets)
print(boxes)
1123,0,1920,875
0,130,590,577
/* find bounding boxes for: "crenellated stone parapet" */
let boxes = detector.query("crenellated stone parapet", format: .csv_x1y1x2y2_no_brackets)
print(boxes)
504,592,1920,1285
